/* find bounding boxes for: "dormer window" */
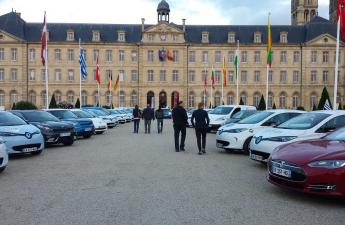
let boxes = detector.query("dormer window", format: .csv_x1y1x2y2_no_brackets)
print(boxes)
254,32,262,43
92,31,100,42
280,32,288,43
202,32,209,43
118,31,126,42
67,30,74,41
228,32,235,43
148,34,154,42
0,34,4,40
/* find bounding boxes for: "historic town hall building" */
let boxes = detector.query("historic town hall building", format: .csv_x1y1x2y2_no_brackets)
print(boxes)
0,0,343,109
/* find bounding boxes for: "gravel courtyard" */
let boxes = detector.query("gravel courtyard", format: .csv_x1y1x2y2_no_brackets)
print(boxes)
0,120,344,225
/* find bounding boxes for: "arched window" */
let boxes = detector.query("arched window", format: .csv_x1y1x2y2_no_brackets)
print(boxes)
292,92,300,109
268,92,274,109
310,92,318,110
67,91,74,105
10,90,17,104
214,92,221,107
54,91,62,104
41,91,47,108
81,91,88,106
29,91,36,105
279,92,287,109
227,92,234,105
0,90,5,107
119,91,125,107
106,90,112,106
240,92,247,105
94,91,100,106
130,91,138,107
201,91,208,107
253,92,261,107
188,92,195,108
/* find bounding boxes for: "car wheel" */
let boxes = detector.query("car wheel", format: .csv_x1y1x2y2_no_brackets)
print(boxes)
0,166,6,173
95,131,104,135
63,137,74,146
83,134,93,138
31,150,43,155
243,137,253,155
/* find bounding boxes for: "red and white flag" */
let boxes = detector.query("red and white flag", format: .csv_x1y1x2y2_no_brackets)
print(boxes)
95,56,101,85
338,0,345,40
41,12,47,66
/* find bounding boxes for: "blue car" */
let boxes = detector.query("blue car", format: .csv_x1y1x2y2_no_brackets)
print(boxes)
46,109,95,138
0,111,44,155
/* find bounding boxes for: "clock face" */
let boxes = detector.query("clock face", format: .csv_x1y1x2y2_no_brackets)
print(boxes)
160,34,166,41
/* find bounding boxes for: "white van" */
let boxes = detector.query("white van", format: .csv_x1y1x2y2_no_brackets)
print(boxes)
208,105,256,131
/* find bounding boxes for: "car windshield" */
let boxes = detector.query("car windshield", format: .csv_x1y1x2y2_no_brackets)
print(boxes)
238,111,274,124
232,111,256,119
88,109,107,116
72,110,95,118
326,127,345,141
48,110,78,119
209,107,233,115
22,111,60,122
0,112,27,126
98,108,111,115
277,113,330,130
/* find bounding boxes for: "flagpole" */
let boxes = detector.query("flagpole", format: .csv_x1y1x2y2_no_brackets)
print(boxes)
44,12,49,109
79,39,82,109
334,14,341,110
236,40,239,105
211,66,213,108
265,65,269,110
222,59,224,105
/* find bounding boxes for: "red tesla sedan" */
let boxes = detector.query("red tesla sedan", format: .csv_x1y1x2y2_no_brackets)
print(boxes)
267,127,345,196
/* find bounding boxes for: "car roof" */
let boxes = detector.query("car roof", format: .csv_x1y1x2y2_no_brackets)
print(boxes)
309,110,345,116
265,109,305,113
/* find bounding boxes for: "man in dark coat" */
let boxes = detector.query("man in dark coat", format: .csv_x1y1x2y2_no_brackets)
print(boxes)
172,101,188,152
142,104,155,134
191,102,210,155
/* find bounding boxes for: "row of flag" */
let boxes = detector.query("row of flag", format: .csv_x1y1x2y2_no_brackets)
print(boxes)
158,49,174,62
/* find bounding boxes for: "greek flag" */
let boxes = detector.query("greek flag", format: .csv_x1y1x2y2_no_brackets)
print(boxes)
79,48,87,79
323,99,332,110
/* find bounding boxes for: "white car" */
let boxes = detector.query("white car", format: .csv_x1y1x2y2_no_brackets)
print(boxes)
208,105,256,131
216,110,304,153
0,138,8,173
71,109,108,134
249,110,345,163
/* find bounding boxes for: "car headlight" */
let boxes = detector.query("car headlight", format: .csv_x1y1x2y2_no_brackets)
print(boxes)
308,160,345,169
0,131,20,137
267,136,297,142
222,128,248,133
36,124,52,132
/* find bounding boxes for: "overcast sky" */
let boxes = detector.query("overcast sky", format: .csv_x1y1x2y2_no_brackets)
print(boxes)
0,0,330,25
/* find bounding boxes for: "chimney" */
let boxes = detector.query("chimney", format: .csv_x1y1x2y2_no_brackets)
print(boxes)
182,19,186,32
14,10,21,18
141,18,145,32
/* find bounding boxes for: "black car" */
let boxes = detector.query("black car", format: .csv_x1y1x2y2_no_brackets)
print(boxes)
11,110,75,146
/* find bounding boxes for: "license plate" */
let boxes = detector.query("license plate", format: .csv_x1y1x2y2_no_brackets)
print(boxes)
85,128,92,131
22,147,37,153
272,166,291,178
60,132,71,137
216,143,224,148
251,154,263,161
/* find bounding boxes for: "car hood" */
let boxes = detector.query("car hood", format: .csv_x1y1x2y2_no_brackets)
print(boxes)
0,124,40,134
272,139,345,166
255,127,309,138
30,121,74,129
222,123,260,130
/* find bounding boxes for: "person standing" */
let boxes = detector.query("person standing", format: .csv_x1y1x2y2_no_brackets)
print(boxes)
155,106,164,133
142,104,154,134
172,101,188,152
132,105,141,133
191,102,210,155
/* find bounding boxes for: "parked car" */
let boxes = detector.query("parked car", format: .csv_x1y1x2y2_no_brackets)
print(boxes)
267,127,345,196
216,110,304,153
11,110,75,146
250,110,345,163
208,105,257,131
0,138,8,173
0,111,44,155
46,109,95,138
108,109,127,124
83,107,119,127
219,110,258,129
71,109,107,134
162,108,172,119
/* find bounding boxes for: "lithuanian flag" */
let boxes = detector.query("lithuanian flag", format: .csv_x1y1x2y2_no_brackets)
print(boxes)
267,14,272,68
113,74,120,92
222,56,227,86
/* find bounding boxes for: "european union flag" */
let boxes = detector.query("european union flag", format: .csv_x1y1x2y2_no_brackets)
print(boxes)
79,48,87,79
159,50,166,62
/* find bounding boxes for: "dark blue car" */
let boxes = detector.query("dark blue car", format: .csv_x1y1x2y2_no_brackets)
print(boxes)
46,109,95,138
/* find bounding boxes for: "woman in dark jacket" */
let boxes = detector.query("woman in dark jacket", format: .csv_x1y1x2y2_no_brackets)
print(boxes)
132,105,141,133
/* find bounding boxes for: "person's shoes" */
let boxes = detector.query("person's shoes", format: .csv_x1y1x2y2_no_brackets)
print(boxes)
198,152,202,155
202,149,206,154
180,148,185,151
175,149,180,152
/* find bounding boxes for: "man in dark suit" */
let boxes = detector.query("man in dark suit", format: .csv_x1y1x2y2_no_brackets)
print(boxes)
172,101,188,152
191,102,210,155
142,104,155,134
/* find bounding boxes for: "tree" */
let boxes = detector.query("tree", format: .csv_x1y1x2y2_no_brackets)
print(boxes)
312,104,317,111
258,95,266,110
75,98,80,108
239,98,244,105
49,94,58,109
11,102,16,110
338,103,343,110
15,101,37,110
317,86,332,110
272,103,277,109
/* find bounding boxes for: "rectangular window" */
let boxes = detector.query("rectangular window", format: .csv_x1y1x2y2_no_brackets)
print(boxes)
148,50,154,62
268,71,273,83
311,51,317,63
254,34,261,43
215,51,222,63
293,71,299,83
323,71,329,83
0,69,4,81
41,69,46,81
241,71,247,82
202,51,208,63
293,51,300,63
241,51,247,63
68,69,74,81
29,69,36,81
173,50,179,62
322,51,329,63
334,51,341,64
148,34,154,41
119,70,125,82
189,51,196,63
29,49,36,62
11,48,17,61
131,50,137,62
160,70,166,82
201,70,208,82
189,70,195,82
311,70,317,83
131,70,137,82
228,51,235,63
93,49,99,61
280,51,287,63
228,71,234,83
55,69,61,81
106,50,113,62
119,50,125,62
172,70,179,82
148,70,154,82
67,49,74,61
11,69,17,81
172,34,178,42
254,71,260,83
55,49,61,61
0,48,4,60
280,71,287,83
215,71,221,83
254,51,261,63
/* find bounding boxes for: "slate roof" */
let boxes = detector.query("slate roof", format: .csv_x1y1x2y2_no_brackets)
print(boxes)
0,11,337,45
